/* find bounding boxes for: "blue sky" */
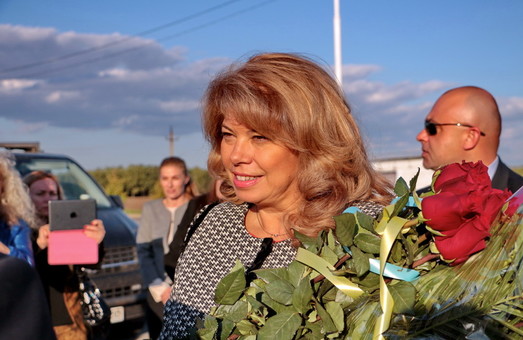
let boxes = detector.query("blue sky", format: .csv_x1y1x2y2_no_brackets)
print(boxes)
0,0,522,170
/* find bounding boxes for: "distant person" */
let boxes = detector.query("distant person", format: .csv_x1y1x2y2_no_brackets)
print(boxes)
416,86,523,193
136,157,208,340
0,151,35,265
0,253,56,340
23,170,106,340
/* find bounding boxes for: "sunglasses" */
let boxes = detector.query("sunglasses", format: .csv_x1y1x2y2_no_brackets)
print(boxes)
424,120,486,136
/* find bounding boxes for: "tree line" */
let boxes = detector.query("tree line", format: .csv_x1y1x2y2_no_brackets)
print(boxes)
89,165,212,198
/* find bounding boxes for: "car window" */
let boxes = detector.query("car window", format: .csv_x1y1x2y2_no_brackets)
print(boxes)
15,157,113,208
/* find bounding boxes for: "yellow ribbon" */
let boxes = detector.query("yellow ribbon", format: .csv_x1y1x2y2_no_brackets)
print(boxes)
373,206,409,340
295,248,364,299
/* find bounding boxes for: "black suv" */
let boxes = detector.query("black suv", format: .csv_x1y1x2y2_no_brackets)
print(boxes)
3,145,145,326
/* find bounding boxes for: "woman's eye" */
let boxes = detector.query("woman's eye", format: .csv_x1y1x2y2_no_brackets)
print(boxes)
253,135,269,141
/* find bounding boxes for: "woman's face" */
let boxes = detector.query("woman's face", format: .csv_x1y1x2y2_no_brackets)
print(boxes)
159,164,189,201
220,117,301,210
29,178,59,217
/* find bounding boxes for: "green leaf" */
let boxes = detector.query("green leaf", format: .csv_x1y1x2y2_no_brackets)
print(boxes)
214,260,246,305
351,271,380,289
246,295,265,311
294,230,320,249
326,229,337,251
219,319,235,340
347,301,380,339
394,176,410,197
390,240,404,263
354,233,381,254
409,168,420,193
325,301,345,332
236,319,258,336
356,212,376,233
266,279,295,305
314,299,338,333
321,244,339,266
388,281,416,314
304,320,323,339
287,261,306,288
391,194,409,217
292,277,313,313
197,315,219,340
222,300,249,323
260,291,288,314
257,311,301,340
255,267,288,284
333,213,357,247
350,245,370,277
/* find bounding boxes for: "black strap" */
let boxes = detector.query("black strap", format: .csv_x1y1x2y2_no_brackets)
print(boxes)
180,201,219,254
246,237,273,283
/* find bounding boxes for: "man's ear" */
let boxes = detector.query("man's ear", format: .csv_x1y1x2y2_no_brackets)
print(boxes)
463,128,482,150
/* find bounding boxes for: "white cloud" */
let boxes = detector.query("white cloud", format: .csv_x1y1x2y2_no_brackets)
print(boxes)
1,24,522,167
159,100,201,113
45,90,81,103
0,79,41,91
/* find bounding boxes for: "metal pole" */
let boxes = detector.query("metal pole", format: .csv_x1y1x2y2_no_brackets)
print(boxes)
333,0,343,87
168,126,174,156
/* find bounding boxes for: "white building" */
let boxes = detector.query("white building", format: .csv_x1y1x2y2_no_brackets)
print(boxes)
372,156,433,191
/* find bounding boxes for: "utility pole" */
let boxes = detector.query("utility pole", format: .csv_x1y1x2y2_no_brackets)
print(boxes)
167,126,175,156
333,0,343,87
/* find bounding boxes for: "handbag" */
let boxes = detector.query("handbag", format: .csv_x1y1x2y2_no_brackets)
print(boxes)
76,267,112,327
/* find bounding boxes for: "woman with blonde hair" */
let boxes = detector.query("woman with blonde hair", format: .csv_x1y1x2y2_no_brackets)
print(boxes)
160,52,392,338
0,151,35,265
137,156,210,340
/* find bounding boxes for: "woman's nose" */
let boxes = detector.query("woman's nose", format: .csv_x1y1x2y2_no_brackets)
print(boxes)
229,140,252,165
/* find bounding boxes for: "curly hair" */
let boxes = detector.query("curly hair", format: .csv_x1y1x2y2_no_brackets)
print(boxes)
203,52,393,237
0,151,36,229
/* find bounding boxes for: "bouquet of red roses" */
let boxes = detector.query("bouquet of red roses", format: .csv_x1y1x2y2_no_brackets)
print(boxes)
198,161,522,340
421,161,514,265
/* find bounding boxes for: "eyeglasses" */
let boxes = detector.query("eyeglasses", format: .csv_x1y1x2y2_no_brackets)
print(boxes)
424,120,486,136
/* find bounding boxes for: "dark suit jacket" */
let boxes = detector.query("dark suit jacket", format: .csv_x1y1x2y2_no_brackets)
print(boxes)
0,254,56,340
492,160,523,194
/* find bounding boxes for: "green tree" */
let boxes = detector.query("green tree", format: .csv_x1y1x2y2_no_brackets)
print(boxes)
90,165,211,198
190,167,212,194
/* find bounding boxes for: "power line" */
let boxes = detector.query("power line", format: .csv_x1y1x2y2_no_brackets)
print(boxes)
0,0,243,76
5,0,275,80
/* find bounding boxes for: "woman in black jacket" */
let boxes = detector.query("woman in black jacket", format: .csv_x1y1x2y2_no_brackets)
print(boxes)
24,171,105,340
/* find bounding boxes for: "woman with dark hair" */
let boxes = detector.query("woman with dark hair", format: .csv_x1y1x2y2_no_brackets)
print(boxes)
137,156,209,340
159,52,393,339
24,170,106,340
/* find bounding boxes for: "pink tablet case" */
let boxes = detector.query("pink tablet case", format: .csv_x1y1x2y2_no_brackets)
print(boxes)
48,199,98,265
48,230,98,265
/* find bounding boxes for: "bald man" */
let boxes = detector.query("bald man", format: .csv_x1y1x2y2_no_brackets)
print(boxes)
417,86,523,193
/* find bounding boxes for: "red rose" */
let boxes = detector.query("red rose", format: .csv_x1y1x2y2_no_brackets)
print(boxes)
433,161,490,194
422,161,512,265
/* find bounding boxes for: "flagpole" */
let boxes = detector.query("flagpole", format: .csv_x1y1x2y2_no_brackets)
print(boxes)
333,0,343,87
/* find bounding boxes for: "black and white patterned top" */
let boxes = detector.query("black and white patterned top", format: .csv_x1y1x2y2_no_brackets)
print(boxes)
159,200,383,339
159,202,296,339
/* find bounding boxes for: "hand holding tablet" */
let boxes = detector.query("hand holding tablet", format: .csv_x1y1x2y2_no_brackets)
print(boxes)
48,199,101,265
